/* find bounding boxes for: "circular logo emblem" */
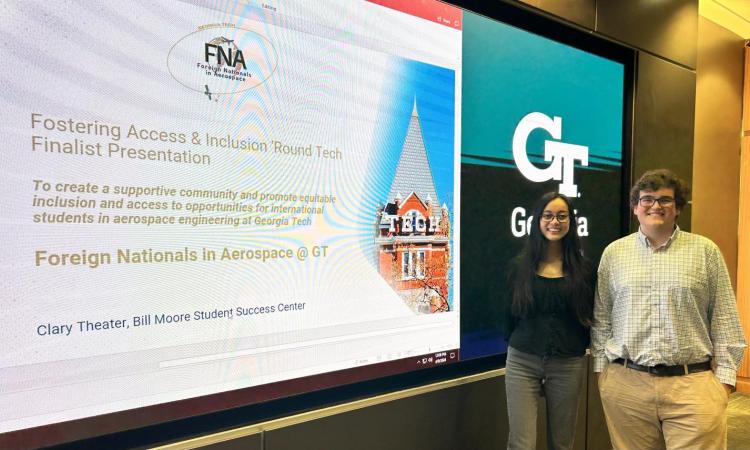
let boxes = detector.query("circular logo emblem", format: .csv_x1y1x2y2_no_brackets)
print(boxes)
167,26,278,94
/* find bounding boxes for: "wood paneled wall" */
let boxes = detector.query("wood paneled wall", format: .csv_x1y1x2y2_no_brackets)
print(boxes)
693,17,743,289
737,45,750,392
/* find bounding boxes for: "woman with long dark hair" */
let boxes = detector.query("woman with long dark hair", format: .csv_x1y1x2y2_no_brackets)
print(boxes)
503,192,594,450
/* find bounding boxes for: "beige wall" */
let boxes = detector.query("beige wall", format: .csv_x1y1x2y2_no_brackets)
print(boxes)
693,15,750,391
692,17,743,289
737,46,750,390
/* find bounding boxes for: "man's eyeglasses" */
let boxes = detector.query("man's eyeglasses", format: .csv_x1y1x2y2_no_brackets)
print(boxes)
540,212,569,223
638,196,675,207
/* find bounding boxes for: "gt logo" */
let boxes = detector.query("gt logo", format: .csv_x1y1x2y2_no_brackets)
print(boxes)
512,112,588,197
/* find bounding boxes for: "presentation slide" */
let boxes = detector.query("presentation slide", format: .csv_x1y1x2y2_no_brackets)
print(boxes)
0,0,461,435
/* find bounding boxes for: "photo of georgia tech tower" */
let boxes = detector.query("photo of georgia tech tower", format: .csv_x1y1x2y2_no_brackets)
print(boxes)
375,99,451,314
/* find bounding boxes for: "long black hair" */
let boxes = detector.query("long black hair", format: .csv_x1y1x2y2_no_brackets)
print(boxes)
508,192,594,326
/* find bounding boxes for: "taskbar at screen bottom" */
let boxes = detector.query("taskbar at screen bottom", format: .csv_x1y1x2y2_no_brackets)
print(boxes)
0,349,461,449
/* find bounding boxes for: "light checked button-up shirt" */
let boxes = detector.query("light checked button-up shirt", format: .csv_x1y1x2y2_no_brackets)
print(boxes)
592,227,746,385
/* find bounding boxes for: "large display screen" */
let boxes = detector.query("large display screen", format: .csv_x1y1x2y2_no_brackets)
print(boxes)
0,0,630,447
459,6,629,359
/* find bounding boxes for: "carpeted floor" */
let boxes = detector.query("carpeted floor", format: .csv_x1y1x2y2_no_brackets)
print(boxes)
728,392,750,450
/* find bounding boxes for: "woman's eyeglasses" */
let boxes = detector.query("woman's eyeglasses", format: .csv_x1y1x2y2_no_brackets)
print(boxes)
540,212,569,223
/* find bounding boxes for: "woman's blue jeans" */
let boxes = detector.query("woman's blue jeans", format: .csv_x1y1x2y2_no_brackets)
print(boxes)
505,346,587,450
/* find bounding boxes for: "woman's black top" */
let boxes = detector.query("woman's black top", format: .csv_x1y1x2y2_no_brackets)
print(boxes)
505,275,589,358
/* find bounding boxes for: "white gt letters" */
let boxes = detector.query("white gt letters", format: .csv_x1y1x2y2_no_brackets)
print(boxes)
512,112,588,198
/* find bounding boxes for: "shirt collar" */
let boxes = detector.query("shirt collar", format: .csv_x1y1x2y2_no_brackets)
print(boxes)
637,225,680,250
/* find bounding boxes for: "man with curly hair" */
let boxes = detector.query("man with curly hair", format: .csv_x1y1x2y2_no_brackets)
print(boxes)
592,169,746,449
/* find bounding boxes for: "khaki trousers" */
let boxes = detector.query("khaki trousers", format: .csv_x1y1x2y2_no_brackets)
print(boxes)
598,362,729,450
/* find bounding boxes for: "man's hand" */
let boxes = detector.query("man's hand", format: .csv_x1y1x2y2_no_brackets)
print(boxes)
723,384,733,397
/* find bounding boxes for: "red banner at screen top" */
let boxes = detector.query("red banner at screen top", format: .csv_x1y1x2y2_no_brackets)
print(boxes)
366,0,462,29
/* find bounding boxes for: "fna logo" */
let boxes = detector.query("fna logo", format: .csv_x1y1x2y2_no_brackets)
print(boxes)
204,37,247,70
167,25,278,97
510,112,590,237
